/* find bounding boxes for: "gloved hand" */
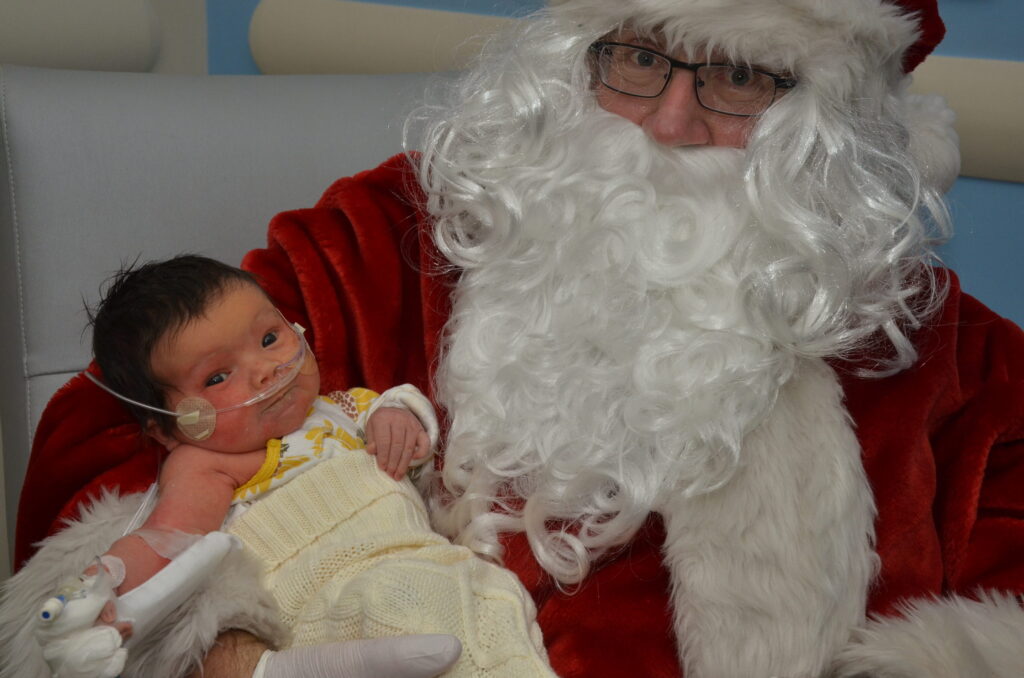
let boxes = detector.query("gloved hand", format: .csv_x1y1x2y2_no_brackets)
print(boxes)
34,566,126,678
254,634,463,678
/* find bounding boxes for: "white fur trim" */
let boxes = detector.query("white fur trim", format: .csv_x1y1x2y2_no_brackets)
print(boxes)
660,358,876,677
901,83,960,193
0,491,287,678
832,591,1024,678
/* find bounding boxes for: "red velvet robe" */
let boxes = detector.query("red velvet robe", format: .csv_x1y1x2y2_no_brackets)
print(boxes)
16,155,1024,678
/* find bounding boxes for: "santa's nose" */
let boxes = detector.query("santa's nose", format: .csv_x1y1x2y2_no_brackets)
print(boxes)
642,72,712,147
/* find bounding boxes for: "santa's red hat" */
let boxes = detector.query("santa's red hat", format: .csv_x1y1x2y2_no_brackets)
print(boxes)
552,0,945,76
547,0,959,189
893,0,944,72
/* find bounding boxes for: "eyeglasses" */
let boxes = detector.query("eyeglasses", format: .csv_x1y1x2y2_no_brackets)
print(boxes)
589,41,797,117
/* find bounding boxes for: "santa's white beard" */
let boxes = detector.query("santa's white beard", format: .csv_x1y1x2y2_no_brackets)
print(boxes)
430,111,802,582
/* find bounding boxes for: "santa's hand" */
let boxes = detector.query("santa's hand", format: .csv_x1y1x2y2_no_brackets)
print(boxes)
255,634,462,678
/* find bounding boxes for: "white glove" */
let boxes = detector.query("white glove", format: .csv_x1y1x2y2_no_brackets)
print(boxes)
34,566,126,678
254,634,463,678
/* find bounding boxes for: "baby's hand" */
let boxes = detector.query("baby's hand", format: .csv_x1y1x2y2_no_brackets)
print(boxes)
35,564,130,678
365,407,431,480
80,557,133,640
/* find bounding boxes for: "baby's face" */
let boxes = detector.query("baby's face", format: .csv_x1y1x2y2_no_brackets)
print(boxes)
149,282,320,452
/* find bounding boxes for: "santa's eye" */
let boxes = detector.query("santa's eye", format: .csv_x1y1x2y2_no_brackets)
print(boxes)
630,50,658,68
727,68,753,86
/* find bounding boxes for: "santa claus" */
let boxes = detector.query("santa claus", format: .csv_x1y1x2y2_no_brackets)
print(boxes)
416,0,1022,675
6,1,1024,677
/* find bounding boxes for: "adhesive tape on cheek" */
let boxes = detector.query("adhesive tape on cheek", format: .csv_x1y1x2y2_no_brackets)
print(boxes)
175,397,216,440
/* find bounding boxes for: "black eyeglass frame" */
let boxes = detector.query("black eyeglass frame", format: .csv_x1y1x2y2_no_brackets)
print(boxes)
589,41,798,118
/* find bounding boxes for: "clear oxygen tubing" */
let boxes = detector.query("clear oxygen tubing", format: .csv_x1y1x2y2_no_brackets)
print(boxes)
84,321,311,440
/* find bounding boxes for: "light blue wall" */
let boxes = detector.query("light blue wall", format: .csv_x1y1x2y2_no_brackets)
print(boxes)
931,1,1024,326
940,179,1023,321
935,0,1024,62
205,0,1024,326
207,0,261,75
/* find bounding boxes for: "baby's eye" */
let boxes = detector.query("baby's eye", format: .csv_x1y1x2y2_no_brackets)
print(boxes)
205,372,227,387
262,331,278,348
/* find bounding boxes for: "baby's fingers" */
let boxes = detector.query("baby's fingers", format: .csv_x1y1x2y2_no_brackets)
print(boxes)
382,427,410,479
396,437,419,480
370,425,392,463
390,429,431,479
413,431,431,460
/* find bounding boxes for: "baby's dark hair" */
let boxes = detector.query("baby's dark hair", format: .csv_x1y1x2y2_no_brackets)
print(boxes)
87,254,263,435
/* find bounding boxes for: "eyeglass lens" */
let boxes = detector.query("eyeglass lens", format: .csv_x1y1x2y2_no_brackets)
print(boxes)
596,44,779,116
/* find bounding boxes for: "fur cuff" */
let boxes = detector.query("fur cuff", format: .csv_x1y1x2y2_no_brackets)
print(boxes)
831,591,1024,678
901,83,960,194
0,491,288,678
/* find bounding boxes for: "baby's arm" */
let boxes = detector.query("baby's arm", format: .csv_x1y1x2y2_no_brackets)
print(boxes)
34,446,252,673
99,444,245,594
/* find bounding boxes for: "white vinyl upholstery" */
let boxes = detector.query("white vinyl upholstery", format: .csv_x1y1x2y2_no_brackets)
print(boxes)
0,65,439,559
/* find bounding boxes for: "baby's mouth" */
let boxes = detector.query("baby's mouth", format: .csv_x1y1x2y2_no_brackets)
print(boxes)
261,385,295,414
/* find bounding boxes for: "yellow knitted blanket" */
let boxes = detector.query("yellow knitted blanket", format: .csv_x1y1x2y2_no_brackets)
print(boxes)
227,445,556,677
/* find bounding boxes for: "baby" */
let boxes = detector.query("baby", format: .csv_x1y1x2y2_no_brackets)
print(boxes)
86,255,436,600
34,255,554,678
